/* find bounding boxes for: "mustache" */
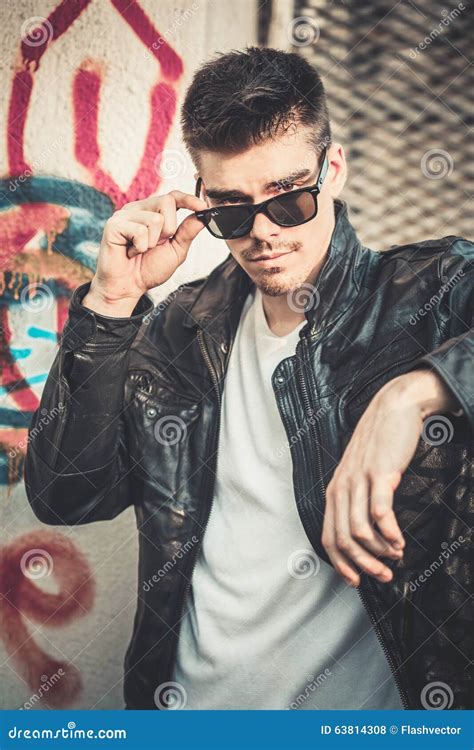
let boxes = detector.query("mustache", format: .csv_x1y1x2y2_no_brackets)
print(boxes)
241,241,302,261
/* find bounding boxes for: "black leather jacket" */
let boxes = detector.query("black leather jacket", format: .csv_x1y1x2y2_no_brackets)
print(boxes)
25,199,473,710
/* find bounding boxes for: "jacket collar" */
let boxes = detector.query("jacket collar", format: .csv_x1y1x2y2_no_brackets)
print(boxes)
182,198,364,332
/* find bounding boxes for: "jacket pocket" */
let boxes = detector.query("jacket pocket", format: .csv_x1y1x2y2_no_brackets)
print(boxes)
127,389,202,501
129,367,199,408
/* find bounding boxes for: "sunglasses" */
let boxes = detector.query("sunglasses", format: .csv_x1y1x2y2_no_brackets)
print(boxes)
194,147,329,240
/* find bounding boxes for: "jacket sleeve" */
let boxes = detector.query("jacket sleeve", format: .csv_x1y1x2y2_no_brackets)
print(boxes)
407,238,474,430
24,281,154,525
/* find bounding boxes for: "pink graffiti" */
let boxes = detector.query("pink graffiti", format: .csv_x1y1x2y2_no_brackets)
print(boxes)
10,0,184,204
0,530,95,707
73,69,177,206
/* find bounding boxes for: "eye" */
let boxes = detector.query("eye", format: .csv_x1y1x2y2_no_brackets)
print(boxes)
213,198,244,206
277,182,295,192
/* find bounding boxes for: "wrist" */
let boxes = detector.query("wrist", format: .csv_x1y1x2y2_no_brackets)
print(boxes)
381,370,460,419
83,282,142,318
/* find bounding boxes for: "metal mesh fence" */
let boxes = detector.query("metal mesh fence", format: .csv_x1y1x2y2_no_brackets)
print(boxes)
292,0,473,248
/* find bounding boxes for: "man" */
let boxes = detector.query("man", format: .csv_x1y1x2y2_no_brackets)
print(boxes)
25,47,472,710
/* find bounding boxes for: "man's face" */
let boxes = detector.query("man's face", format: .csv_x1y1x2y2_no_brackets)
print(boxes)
196,127,344,297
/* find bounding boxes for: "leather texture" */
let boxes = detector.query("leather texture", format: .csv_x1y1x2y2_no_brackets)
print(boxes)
24,199,473,710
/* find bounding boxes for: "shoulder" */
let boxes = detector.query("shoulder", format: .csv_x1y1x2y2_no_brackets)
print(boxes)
371,234,473,284
378,234,472,262
140,273,208,341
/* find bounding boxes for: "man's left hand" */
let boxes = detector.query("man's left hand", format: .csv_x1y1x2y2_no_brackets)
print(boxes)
321,369,460,587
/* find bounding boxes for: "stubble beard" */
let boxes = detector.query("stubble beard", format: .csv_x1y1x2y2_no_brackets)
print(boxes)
252,262,314,298
242,241,311,298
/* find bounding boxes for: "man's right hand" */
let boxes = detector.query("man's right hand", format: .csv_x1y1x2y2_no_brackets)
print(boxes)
83,191,208,317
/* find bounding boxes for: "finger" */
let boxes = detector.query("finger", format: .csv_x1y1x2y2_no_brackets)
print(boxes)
332,548,365,588
322,497,361,586
127,245,142,259
170,212,207,263
148,195,178,240
135,191,208,215
121,203,175,243
349,479,403,560
116,210,164,249
334,484,394,581
121,192,208,247
370,476,405,549
106,219,152,256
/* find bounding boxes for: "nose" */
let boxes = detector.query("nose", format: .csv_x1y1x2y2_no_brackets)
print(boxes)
249,211,281,242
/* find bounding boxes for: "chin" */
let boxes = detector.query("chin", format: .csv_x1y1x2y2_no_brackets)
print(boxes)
253,268,310,298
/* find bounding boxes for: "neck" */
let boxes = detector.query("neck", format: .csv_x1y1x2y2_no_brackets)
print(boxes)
260,285,312,337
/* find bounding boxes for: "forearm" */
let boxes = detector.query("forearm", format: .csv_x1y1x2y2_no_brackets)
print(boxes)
47,282,152,470
381,369,462,420
24,281,154,523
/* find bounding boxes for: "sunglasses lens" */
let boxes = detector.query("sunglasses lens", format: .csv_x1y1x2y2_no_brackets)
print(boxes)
201,189,317,239
205,207,254,239
267,191,317,227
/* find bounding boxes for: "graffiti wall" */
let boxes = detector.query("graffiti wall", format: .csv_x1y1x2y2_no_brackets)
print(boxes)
0,0,257,709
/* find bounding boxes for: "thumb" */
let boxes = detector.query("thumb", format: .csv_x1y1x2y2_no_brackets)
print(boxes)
170,213,207,262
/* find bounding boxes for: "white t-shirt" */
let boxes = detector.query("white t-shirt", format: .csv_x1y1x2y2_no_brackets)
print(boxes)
172,286,404,710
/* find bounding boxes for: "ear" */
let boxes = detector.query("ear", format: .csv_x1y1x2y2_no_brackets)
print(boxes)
327,143,348,199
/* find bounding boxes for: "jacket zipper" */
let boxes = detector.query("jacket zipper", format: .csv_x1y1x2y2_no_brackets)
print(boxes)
295,333,326,528
357,585,410,709
164,327,222,688
296,330,410,710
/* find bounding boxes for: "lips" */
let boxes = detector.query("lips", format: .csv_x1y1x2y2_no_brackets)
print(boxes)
249,250,291,262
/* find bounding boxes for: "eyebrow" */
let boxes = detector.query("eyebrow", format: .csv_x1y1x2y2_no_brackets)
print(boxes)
204,167,314,202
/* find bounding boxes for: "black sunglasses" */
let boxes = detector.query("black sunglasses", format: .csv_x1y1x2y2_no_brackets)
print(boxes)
194,147,329,240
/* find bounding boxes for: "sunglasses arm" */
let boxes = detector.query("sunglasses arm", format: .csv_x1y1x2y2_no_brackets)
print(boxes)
195,176,203,199
316,151,329,192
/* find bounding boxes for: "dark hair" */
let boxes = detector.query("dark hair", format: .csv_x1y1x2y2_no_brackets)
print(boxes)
181,46,331,165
